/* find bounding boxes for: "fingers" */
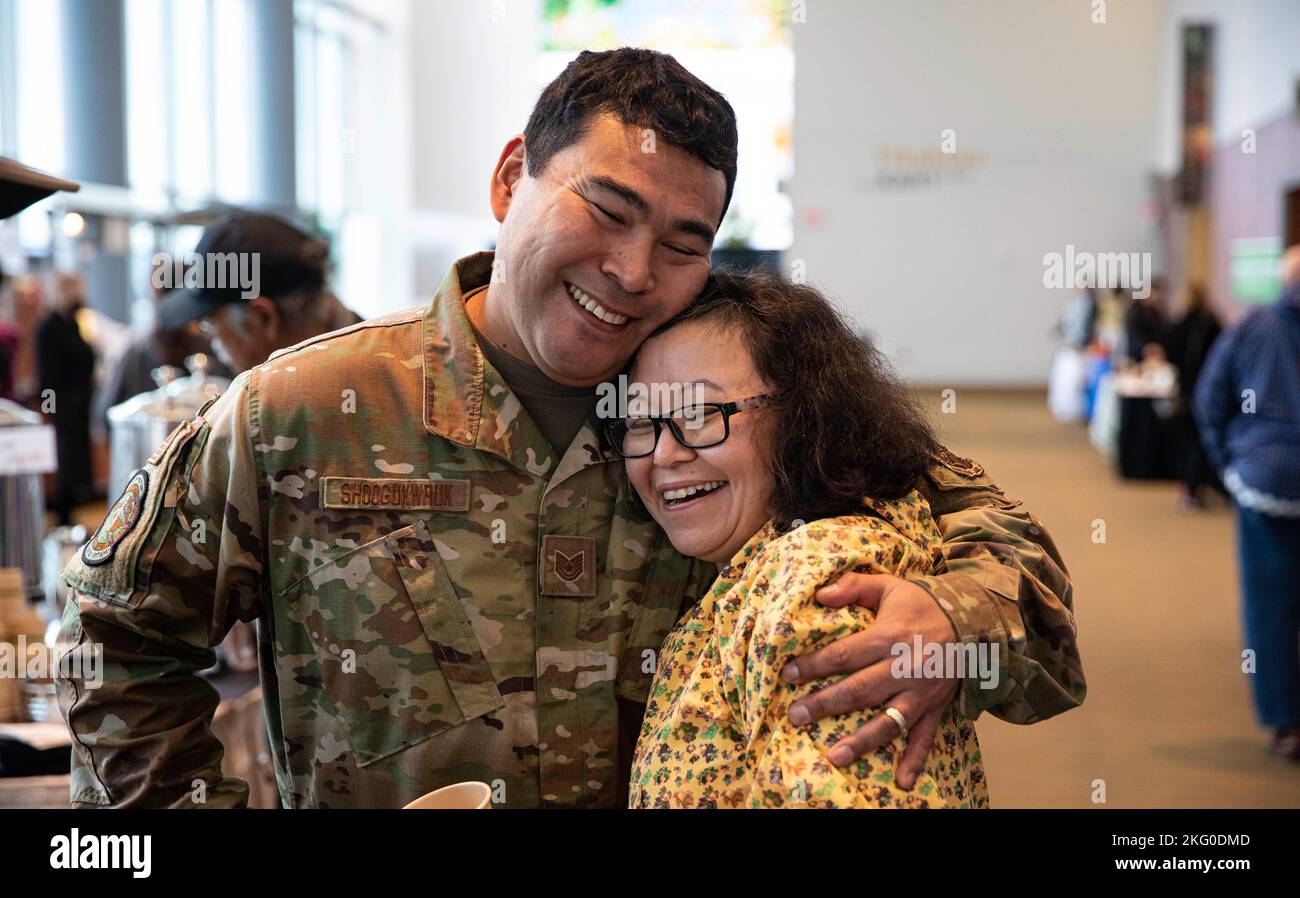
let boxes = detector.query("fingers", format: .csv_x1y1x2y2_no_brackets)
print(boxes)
895,707,941,790
788,661,898,726
826,693,919,767
813,572,898,610
825,704,900,767
782,627,894,688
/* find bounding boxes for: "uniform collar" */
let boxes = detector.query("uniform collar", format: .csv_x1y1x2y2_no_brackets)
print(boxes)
422,251,620,476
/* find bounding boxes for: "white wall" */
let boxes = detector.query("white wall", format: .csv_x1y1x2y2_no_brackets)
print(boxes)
408,0,540,294
1154,0,1300,172
334,0,415,321
789,0,1163,385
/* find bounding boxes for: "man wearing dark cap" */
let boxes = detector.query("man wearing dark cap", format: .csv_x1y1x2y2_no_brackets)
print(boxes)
155,211,361,373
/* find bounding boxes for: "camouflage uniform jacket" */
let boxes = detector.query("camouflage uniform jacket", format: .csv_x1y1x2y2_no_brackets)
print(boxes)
55,252,1083,809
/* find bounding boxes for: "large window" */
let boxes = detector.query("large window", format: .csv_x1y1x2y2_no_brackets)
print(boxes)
11,0,66,178
294,0,410,319
125,0,259,208
1,0,410,322
0,0,66,262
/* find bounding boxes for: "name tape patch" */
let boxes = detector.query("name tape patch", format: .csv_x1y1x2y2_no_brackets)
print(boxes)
321,477,471,511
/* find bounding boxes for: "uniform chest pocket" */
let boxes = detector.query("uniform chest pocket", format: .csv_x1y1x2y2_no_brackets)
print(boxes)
279,520,504,766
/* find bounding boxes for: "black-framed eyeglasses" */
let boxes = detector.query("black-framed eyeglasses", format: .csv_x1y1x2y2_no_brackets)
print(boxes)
605,394,772,459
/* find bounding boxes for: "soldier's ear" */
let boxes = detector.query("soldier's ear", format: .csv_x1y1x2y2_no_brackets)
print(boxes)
247,296,282,338
489,134,526,223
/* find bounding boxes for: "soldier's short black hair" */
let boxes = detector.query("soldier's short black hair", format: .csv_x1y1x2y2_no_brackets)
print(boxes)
524,48,739,223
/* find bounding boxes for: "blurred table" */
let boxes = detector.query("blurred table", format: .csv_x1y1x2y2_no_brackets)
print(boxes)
0,773,70,808
1113,364,1180,480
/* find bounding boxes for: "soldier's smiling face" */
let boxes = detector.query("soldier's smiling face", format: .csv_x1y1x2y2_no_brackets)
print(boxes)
481,113,726,387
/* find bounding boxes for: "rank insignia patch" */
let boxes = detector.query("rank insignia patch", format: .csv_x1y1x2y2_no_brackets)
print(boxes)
540,535,597,596
554,550,585,582
83,469,150,566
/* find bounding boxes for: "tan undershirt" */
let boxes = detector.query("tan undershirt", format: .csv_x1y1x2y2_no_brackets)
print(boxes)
463,285,599,456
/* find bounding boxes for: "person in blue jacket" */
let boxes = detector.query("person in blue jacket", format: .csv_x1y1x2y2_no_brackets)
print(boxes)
1195,244,1300,760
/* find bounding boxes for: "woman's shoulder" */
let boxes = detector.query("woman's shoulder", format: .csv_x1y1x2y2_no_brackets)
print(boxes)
743,489,941,583
779,490,938,553
858,490,941,552
715,491,943,664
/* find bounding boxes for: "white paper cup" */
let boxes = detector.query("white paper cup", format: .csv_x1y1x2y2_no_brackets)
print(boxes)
402,781,493,809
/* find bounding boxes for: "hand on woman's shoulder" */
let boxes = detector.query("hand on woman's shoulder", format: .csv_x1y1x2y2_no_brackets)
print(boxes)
723,489,945,747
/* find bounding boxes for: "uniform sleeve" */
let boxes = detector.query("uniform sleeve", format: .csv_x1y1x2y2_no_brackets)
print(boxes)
737,523,938,808
54,370,266,808
910,458,1085,724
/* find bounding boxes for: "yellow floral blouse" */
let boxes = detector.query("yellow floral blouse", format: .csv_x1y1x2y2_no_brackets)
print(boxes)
629,491,988,808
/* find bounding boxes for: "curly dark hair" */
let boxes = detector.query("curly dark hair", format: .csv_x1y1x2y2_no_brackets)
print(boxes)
524,48,739,223
652,268,939,530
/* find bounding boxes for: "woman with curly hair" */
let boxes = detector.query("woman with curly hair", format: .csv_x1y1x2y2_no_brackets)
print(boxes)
615,268,986,808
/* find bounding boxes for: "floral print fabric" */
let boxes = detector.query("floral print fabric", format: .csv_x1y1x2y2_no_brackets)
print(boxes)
629,492,988,808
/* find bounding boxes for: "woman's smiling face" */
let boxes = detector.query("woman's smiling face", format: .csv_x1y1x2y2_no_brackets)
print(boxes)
625,318,775,564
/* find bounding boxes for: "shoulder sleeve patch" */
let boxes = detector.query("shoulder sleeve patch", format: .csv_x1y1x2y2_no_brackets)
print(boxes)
62,416,204,604
82,469,150,566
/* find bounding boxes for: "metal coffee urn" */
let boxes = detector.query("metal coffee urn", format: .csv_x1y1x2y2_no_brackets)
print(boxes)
0,399,52,602
106,353,230,500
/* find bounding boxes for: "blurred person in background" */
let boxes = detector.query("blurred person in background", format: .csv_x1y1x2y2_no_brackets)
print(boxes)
0,267,20,401
2,272,50,404
36,271,97,524
93,298,234,429
154,211,360,374
1195,245,1300,760
1165,283,1221,509
92,256,234,434
1,159,80,403
1115,277,1179,479
1050,285,1098,422
1059,285,1099,350
1123,276,1168,365
1095,285,1129,354
149,212,358,690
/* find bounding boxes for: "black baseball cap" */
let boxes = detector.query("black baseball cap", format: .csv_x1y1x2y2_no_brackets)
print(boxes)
0,156,80,219
156,211,329,330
